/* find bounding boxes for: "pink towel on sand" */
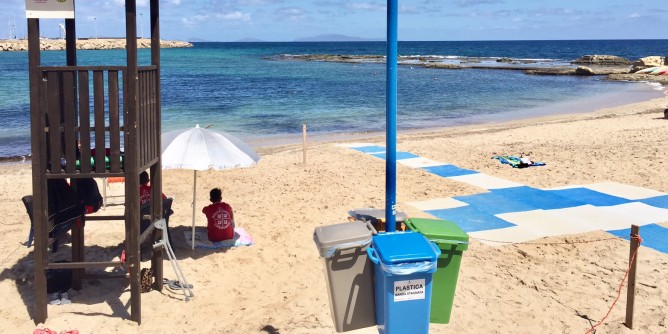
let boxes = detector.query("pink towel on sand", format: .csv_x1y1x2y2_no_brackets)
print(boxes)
184,227,254,249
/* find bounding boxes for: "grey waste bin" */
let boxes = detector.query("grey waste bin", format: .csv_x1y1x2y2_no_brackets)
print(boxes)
314,221,376,332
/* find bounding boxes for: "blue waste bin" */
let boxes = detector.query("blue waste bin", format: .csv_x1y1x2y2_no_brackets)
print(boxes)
367,231,440,334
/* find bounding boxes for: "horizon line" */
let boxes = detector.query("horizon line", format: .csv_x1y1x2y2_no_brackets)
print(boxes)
190,38,668,43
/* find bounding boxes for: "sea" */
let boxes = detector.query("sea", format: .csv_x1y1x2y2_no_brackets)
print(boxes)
1,39,667,160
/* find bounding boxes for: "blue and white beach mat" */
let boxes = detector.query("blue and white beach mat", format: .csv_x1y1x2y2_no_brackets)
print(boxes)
340,143,668,254
183,227,254,249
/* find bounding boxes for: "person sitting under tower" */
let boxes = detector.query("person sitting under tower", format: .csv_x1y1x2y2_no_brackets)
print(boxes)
139,171,166,205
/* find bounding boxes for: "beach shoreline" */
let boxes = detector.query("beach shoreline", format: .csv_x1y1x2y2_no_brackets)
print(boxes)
1,94,667,333
247,86,667,152
3,85,665,165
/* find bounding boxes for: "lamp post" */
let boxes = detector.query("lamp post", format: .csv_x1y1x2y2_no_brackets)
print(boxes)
93,17,97,39
140,13,144,39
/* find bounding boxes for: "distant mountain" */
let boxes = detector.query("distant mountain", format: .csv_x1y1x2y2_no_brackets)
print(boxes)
294,34,384,42
188,38,211,42
235,37,267,42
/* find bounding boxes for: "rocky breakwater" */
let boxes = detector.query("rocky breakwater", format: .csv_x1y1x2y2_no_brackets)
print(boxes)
525,55,632,75
0,38,192,51
526,54,668,84
270,53,668,85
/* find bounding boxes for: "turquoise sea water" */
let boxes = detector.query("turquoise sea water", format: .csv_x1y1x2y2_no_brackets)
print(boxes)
0,40,667,159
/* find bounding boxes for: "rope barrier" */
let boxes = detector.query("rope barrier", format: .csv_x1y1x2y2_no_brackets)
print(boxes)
584,234,642,334
472,233,644,333
0,244,22,267
473,236,620,246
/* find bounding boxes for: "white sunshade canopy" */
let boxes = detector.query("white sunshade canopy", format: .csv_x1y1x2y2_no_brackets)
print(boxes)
161,124,260,171
161,124,260,249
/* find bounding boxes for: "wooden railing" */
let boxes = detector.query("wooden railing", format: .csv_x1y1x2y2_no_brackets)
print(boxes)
37,65,159,177
138,67,160,169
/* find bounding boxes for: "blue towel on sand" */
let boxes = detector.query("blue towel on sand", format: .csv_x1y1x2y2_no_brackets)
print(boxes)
493,155,546,168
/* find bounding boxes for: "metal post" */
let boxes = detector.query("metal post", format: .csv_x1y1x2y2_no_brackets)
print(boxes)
385,0,398,232
192,170,197,250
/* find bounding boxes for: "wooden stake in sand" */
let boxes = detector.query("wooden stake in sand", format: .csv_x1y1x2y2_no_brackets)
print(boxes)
302,124,307,164
625,224,640,329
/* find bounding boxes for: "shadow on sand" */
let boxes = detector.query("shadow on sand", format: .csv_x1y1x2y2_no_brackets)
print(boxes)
0,224,239,322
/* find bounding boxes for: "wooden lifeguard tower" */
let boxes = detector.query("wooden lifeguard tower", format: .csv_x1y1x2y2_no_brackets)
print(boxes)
27,0,164,324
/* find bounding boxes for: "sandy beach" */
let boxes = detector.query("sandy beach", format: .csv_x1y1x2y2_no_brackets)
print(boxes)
1,94,668,333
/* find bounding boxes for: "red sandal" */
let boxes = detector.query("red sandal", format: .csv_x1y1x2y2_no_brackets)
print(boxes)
33,329,57,334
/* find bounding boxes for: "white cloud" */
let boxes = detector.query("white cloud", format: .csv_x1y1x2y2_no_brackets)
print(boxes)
399,5,419,14
181,14,209,27
112,0,148,8
239,0,284,4
275,7,307,21
215,11,252,21
455,0,503,7
532,7,585,16
347,2,386,11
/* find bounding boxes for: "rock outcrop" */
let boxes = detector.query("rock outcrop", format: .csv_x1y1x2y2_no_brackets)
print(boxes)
0,38,192,51
608,73,668,84
572,55,631,66
525,68,575,75
525,66,629,76
574,66,596,75
422,63,463,69
634,56,664,67
631,56,665,72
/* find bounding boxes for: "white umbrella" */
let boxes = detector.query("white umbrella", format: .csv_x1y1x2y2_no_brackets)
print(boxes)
161,124,260,249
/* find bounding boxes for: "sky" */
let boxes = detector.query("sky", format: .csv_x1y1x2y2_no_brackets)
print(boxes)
3,0,668,42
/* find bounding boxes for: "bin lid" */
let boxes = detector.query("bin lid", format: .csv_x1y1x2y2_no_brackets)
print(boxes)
349,208,407,223
372,231,439,265
404,218,469,251
313,221,373,255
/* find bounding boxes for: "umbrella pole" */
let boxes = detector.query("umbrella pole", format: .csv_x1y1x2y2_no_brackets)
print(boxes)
192,170,197,250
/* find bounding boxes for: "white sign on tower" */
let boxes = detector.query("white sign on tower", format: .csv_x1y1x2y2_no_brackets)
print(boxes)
25,0,75,19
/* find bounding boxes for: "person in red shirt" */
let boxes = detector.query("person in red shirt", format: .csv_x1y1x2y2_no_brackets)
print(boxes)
139,171,166,205
202,188,235,242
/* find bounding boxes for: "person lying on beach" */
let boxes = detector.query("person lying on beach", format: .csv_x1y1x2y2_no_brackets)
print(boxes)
492,155,546,168
519,155,533,168
202,188,235,242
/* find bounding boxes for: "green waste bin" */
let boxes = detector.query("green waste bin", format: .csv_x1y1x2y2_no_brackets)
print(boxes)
404,218,469,324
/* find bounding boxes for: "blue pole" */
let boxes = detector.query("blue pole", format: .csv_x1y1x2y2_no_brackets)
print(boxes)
385,0,398,232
